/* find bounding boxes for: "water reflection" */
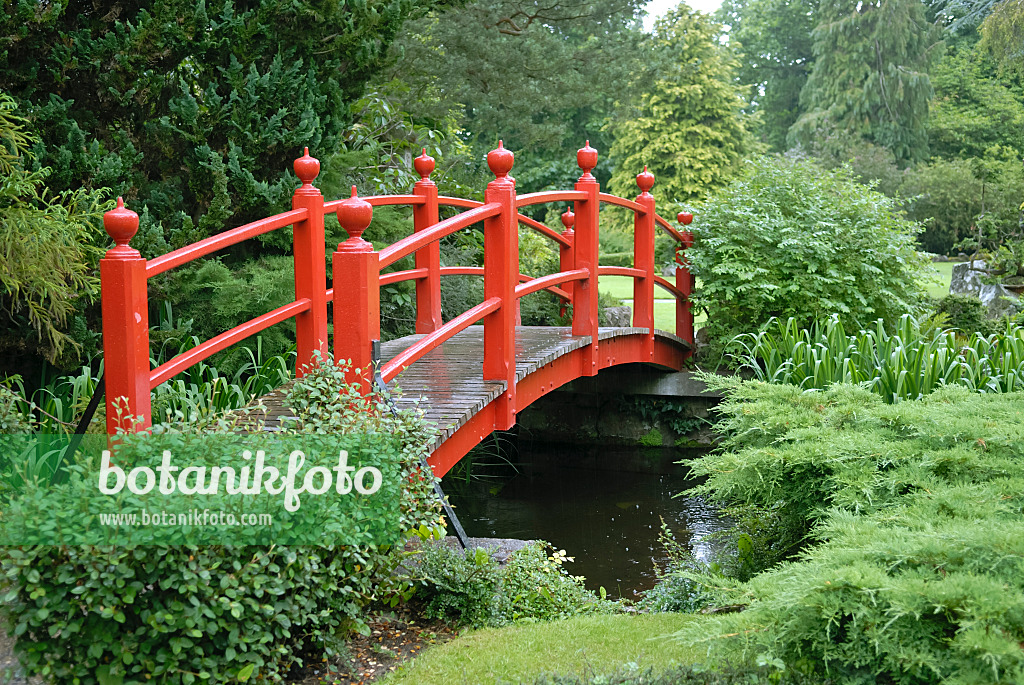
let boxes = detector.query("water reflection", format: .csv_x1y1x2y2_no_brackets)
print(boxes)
444,461,728,599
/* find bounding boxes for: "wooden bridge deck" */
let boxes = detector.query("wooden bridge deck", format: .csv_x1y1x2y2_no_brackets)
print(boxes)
238,325,687,452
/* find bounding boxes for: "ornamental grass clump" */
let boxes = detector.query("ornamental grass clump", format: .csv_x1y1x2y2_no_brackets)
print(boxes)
675,380,1024,683
733,314,1024,402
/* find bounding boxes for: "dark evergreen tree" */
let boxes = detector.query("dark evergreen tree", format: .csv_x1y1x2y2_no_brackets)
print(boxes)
717,0,816,152
789,0,943,163
0,0,448,247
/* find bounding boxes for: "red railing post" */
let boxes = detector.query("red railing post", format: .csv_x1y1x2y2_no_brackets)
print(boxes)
292,148,329,375
572,141,601,376
101,198,152,433
412,150,443,333
333,187,380,394
633,166,656,358
559,208,575,318
482,141,518,429
676,211,696,355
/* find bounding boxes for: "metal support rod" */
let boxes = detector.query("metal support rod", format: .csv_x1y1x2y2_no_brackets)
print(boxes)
371,340,470,549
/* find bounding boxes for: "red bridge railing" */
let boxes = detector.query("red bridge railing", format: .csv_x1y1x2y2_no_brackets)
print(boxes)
100,142,696,434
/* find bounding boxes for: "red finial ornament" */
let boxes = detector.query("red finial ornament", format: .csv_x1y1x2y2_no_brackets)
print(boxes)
337,186,373,243
104,197,139,252
677,211,694,226
294,147,320,186
636,165,655,194
487,140,514,179
577,140,598,178
414,148,435,181
561,208,575,231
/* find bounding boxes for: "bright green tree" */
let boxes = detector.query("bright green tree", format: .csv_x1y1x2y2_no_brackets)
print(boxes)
981,0,1024,75
606,5,749,209
928,41,1024,159
789,0,943,163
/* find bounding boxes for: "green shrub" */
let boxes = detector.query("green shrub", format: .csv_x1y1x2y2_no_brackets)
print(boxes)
689,156,928,358
412,541,617,628
933,293,994,335
414,543,504,627
899,158,984,255
675,382,1024,683
526,662,825,684
732,315,1024,402
0,356,440,684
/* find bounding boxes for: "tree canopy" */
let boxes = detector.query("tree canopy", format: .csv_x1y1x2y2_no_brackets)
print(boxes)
789,0,943,163
606,5,749,210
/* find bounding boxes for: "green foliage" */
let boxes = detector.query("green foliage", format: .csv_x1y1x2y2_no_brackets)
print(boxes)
527,662,824,685
927,41,1024,161
689,156,928,355
676,382,1024,683
733,314,1024,402
638,523,727,613
389,0,647,191
616,397,706,437
789,0,942,163
412,542,617,628
1,356,441,683
716,0,816,152
899,158,985,254
0,92,109,365
980,0,1024,77
0,0,441,242
933,292,996,334
607,6,749,212
413,543,505,627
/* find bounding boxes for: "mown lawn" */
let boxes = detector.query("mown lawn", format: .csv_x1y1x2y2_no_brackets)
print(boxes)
380,613,704,685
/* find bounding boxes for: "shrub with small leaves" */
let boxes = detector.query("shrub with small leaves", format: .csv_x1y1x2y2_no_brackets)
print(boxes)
0,354,441,684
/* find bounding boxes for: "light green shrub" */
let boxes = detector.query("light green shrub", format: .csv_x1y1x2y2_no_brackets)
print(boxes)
689,156,929,357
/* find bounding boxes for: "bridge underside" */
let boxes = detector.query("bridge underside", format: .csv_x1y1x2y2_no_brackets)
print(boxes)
243,325,690,477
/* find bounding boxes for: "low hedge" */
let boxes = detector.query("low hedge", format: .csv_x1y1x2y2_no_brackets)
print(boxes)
673,381,1024,684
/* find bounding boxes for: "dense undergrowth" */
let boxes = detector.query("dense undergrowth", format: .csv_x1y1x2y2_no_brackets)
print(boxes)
662,379,1024,684
0,357,442,684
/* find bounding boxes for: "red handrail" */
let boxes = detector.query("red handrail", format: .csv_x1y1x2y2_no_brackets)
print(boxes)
379,203,502,269
598,266,645,279
654,275,687,300
149,298,311,388
514,269,588,299
99,142,697,435
146,208,308,278
516,190,588,207
324,194,426,213
598,192,646,214
381,297,502,384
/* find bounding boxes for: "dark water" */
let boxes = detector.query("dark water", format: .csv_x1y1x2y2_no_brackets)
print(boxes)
443,458,728,599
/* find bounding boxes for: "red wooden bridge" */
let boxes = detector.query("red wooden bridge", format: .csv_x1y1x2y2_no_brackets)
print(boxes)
99,142,696,476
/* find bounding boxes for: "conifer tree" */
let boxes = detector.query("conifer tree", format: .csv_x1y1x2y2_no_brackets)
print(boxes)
607,6,748,208
789,0,942,163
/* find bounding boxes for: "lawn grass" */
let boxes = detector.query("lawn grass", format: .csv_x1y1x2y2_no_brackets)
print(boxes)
380,613,704,685
923,261,955,299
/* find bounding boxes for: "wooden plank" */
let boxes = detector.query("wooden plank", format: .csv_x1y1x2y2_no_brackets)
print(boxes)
234,325,689,448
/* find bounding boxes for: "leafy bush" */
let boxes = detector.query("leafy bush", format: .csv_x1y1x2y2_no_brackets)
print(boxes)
412,541,617,628
732,315,1024,402
0,356,440,684
638,524,726,613
899,158,984,255
414,543,504,627
675,381,1024,683
933,293,995,335
688,156,928,357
